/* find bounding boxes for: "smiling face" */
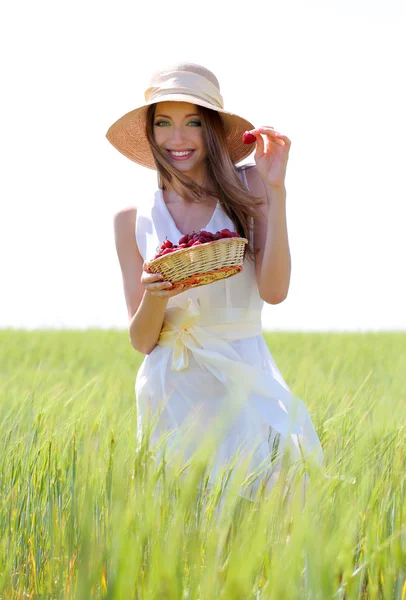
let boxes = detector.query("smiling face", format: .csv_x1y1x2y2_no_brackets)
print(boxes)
152,101,208,183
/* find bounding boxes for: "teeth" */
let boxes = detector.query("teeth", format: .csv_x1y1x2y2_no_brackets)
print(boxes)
170,150,193,157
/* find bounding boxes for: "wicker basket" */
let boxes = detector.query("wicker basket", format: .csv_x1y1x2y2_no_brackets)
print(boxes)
146,237,248,289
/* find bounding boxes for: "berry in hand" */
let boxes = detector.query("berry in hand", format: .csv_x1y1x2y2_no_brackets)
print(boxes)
242,131,256,144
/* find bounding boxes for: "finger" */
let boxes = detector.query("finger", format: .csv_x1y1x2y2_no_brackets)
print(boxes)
141,271,163,282
164,283,190,295
251,127,290,143
173,285,188,295
250,126,279,136
267,136,286,149
142,260,164,274
270,135,291,150
168,283,185,293
145,281,173,292
141,271,164,283
252,128,290,150
276,134,291,148
150,285,184,297
149,290,171,297
251,132,265,158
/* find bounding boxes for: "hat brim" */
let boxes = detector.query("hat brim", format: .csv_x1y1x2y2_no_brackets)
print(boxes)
105,94,255,169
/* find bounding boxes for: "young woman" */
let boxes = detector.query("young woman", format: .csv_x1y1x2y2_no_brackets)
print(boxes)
107,62,324,502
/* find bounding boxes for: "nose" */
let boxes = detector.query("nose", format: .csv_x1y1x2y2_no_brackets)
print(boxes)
169,126,186,144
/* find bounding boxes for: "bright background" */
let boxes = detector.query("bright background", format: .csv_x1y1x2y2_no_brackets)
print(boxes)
1,0,405,331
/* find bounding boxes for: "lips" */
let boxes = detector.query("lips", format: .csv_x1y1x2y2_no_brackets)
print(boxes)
167,149,196,161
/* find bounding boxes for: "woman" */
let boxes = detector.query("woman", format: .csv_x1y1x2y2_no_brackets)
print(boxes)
107,62,324,502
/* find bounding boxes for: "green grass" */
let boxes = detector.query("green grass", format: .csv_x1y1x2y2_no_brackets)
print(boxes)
0,329,405,599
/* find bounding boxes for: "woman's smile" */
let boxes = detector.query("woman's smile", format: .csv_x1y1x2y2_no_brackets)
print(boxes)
167,149,196,160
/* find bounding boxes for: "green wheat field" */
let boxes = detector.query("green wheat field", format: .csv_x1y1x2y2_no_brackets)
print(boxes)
0,329,405,599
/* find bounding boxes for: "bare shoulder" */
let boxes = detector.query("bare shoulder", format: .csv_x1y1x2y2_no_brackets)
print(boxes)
113,206,139,249
113,206,137,229
113,205,144,321
113,205,141,258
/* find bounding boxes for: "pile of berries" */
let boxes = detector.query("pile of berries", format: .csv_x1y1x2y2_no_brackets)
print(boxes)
153,228,240,259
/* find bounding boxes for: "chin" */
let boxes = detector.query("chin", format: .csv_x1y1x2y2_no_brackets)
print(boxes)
173,162,200,175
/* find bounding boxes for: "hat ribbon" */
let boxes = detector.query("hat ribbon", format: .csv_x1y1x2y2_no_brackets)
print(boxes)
145,71,224,109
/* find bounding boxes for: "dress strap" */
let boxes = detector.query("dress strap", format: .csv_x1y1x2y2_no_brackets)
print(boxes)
237,163,255,185
134,191,162,262
238,165,248,188
135,203,147,260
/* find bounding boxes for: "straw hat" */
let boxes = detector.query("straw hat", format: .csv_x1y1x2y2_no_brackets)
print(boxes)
105,62,256,169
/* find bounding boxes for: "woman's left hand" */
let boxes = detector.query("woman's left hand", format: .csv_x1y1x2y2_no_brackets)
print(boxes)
248,126,291,189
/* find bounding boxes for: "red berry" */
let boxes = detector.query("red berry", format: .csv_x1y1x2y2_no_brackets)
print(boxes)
164,240,173,249
242,131,256,144
162,248,173,255
220,229,233,237
192,241,202,246
178,234,189,245
180,243,188,248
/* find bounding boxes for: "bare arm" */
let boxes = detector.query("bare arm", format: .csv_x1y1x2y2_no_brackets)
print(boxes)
113,207,190,355
245,166,291,304
128,292,169,355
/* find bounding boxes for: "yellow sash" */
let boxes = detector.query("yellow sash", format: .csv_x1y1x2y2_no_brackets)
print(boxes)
157,298,306,437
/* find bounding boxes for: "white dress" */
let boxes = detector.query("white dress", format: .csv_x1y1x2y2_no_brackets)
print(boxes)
134,166,324,502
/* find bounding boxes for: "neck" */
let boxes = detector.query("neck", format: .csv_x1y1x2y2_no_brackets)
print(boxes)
185,162,210,187
163,170,215,196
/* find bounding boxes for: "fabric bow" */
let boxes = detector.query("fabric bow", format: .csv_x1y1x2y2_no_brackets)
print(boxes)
158,298,204,371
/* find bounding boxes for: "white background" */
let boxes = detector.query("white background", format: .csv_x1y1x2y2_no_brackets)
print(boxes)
1,0,405,331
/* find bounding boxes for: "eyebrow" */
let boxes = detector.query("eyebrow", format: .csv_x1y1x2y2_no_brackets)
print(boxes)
155,113,200,118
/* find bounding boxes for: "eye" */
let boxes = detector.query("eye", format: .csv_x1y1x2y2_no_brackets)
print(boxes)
188,120,201,127
154,120,170,127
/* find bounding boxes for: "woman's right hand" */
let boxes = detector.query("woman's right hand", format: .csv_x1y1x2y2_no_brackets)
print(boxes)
141,262,192,298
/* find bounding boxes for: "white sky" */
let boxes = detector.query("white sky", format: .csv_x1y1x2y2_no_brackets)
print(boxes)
1,0,405,331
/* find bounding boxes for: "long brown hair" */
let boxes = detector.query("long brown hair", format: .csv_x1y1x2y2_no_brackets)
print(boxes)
146,103,264,258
